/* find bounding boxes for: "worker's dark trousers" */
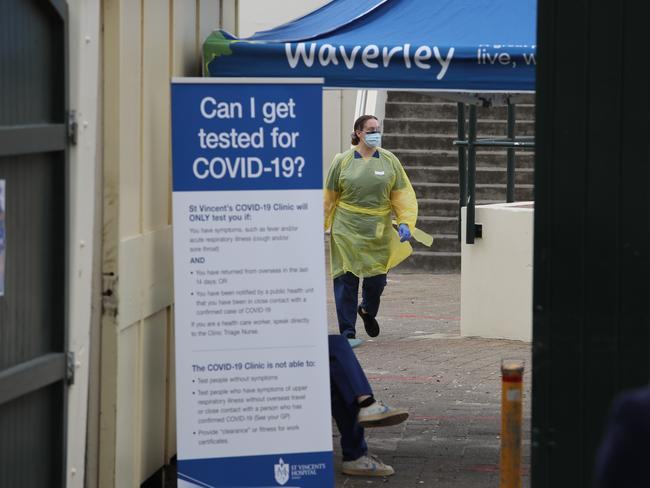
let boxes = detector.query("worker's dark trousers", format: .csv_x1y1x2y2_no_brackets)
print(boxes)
333,272,387,338
329,335,373,461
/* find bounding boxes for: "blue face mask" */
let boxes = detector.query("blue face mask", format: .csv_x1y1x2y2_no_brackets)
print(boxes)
364,132,382,148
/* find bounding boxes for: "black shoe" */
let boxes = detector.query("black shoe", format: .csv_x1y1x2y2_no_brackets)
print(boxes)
358,306,380,337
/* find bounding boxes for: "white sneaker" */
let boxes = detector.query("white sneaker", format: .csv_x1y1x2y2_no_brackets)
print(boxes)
342,454,395,477
358,400,409,428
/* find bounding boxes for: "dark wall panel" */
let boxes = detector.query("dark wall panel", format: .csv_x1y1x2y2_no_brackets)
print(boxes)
0,384,64,487
0,0,65,125
533,0,650,486
0,153,65,371
0,1,68,487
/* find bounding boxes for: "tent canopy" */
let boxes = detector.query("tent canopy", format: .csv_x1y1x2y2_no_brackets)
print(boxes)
203,0,536,92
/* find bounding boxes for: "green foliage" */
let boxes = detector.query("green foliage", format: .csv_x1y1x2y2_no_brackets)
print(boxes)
202,31,234,76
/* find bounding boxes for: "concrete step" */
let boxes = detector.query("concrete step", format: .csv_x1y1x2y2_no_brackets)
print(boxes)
417,198,503,216
413,182,534,201
417,215,458,234
386,91,447,103
385,132,537,151
418,198,460,216
382,89,535,274
428,234,460,252
404,165,535,185
385,101,535,121
395,250,460,273
384,133,460,150
387,91,536,105
398,231,460,253
428,234,461,253
392,149,535,168
384,117,535,136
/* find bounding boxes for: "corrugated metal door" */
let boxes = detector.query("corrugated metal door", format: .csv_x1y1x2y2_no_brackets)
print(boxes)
0,1,70,487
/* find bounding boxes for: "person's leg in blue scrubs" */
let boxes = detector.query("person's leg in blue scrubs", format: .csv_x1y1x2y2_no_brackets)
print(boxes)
360,274,387,318
358,273,387,337
334,272,388,341
329,334,371,462
333,272,360,338
328,335,408,476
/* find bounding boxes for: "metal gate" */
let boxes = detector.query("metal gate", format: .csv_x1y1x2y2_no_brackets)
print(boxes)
0,1,70,487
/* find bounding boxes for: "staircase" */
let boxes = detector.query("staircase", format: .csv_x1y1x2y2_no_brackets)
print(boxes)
383,91,535,273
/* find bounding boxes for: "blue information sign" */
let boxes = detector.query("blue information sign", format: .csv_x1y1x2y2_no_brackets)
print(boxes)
172,81,323,192
171,79,333,488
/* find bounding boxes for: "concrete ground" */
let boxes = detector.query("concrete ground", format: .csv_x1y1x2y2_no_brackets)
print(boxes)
164,271,532,487
327,272,531,487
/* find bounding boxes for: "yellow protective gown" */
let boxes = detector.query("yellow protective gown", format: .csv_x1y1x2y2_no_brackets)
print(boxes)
324,147,432,279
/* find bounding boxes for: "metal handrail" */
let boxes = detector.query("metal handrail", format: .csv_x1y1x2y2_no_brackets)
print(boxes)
453,138,535,148
506,102,516,202
466,106,477,244
454,103,536,244
456,103,467,242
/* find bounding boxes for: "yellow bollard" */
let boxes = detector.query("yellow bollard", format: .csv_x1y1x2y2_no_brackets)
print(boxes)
500,359,524,488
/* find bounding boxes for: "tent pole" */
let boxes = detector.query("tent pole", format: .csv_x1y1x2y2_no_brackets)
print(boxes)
506,101,516,202
457,103,467,241
466,105,477,244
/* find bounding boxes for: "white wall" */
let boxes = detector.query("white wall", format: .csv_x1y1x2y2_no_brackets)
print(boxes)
237,0,330,37
66,1,101,486
236,0,358,172
460,203,534,342
98,2,226,487
323,90,359,177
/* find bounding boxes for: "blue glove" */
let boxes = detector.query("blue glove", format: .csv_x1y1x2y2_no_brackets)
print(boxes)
398,223,411,242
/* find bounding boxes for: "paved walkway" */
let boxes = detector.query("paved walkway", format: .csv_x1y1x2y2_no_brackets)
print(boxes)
165,272,531,487
327,272,531,487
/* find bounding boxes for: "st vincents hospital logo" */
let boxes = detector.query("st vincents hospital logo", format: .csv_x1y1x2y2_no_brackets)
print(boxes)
274,458,290,486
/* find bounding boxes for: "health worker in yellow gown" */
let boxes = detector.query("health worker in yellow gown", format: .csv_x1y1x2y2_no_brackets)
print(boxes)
324,115,431,348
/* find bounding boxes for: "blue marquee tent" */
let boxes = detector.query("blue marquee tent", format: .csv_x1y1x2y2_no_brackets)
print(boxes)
203,0,536,92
